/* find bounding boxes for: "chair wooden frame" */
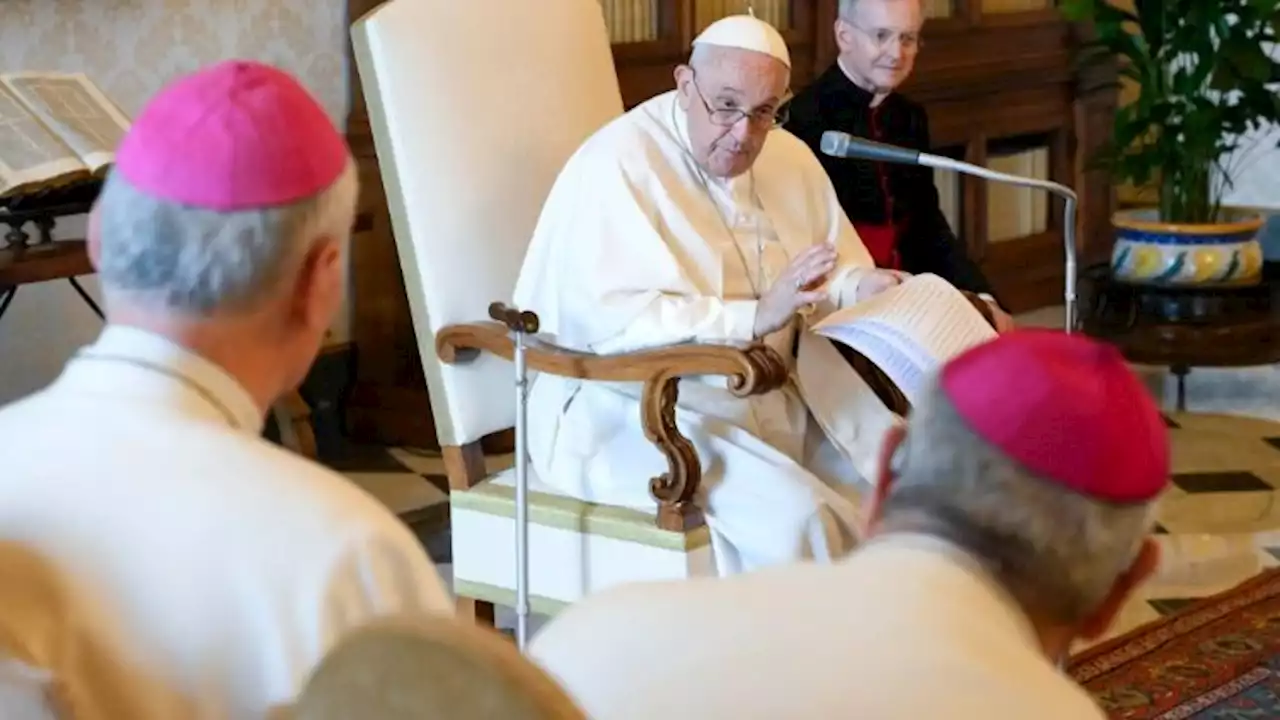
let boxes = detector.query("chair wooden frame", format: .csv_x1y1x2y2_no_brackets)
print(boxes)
436,303,790,534
435,304,789,624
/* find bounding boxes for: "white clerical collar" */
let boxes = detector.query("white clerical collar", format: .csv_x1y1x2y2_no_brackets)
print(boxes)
67,324,265,433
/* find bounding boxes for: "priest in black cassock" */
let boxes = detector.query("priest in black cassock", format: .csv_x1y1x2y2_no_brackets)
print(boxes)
786,0,1014,331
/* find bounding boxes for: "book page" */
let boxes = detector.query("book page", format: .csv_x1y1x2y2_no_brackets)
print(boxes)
0,72,130,174
0,82,84,197
809,273,998,403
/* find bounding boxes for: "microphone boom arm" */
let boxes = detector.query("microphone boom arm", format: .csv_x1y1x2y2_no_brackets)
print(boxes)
919,153,1080,333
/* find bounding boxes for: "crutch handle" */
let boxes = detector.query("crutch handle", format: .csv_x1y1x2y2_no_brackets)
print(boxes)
489,302,540,334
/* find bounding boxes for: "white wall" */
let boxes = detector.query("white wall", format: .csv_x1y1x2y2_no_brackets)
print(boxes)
0,0,351,405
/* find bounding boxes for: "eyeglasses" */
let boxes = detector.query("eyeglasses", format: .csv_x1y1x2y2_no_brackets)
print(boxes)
842,18,923,52
689,73,791,129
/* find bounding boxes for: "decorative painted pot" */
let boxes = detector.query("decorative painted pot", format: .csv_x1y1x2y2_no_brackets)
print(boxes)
1110,208,1265,286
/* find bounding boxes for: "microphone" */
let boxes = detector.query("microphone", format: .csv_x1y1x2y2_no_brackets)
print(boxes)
820,131,922,165
818,130,1082,333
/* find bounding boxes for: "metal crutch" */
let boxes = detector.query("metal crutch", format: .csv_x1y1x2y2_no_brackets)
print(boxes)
490,302,537,651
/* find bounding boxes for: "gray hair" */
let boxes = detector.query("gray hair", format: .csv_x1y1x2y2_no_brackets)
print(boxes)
94,159,359,315
881,378,1158,625
840,0,920,19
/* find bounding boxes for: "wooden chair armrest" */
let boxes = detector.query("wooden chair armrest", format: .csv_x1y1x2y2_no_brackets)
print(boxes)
436,304,790,531
437,323,788,397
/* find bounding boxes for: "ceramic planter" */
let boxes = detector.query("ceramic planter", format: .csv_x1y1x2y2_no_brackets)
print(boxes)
1110,208,1265,286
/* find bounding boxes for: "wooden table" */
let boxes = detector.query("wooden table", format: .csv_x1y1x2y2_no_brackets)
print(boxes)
1079,262,1280,410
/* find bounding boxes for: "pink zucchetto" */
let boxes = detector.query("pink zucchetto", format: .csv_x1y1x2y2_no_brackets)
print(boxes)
939,329,1170,504
115,60,348,211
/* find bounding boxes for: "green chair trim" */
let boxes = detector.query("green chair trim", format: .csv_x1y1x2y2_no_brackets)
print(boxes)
451,483,712,552
454,579,570,616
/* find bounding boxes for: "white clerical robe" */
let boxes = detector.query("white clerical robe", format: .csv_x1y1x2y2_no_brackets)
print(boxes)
513,89,900,573
529,534,1107,720
0,325,454,719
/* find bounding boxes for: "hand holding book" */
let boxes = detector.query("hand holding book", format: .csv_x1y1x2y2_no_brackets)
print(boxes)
809,273,998,407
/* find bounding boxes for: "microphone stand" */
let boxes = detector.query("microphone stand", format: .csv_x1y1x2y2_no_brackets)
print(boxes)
819,132,1080,333
919,154,1080,333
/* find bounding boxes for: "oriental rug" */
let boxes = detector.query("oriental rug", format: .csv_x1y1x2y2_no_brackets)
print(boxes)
1070,568,1280,718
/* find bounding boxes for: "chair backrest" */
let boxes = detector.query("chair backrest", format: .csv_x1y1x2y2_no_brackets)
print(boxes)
291,616,587,720
351,0,624,447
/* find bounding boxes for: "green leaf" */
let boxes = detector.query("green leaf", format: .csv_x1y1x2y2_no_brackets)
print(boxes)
1132,0,1166,55
1072,0,1280,216
1221,38,1274,82
1059,0,1099,22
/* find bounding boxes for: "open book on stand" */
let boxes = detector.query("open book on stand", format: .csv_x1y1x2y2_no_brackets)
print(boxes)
809,273,998,408
0,72,131,199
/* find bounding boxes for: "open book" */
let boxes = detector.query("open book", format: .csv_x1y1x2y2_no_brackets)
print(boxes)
0,72,131,199
810,273,998,406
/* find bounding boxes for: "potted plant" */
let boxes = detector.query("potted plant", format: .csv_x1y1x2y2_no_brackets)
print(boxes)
1061,0,1280,285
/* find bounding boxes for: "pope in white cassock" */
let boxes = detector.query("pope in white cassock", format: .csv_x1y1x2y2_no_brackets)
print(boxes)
514,15,906,574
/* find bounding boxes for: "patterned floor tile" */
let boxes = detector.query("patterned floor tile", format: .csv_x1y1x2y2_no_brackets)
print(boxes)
321,442,411,473
387,447,445,476
1158,489,1280,534
1172,471,1273,494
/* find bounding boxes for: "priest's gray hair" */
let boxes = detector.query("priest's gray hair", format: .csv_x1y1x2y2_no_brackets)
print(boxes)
881,378,1158,626
839,0,915,18
92,159,359,315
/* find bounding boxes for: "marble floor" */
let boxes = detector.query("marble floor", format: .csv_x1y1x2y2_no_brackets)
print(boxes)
324,306,1280,649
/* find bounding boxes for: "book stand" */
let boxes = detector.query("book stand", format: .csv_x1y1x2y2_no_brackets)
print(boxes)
0,181,103,322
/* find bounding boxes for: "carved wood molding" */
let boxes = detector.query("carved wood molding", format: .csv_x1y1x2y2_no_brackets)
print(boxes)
641,369,702,530
437,307,790,531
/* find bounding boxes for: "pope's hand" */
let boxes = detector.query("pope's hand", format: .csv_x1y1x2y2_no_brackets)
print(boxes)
855,269,905,301
753,244,837,336
989,303,1016,333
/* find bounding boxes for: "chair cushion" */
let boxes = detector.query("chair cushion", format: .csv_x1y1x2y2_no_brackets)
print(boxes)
451,469,711,552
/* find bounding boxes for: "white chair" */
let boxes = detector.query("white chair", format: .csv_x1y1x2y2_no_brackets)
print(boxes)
350,0,788,622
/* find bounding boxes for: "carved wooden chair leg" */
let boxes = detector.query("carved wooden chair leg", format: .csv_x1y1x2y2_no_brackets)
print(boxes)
444,442,496,627
272,390,319,460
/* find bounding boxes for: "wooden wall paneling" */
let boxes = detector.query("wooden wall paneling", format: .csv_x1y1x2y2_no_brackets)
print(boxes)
813,0,838,70
907,21,1071,99
344,0,440,449
963,0,983,23
963,136,988,266
1072,31,1120,267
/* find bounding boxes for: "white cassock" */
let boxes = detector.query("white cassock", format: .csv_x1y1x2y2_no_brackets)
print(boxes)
514,89,900,574
529,534,1107,720
0,325,454,719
